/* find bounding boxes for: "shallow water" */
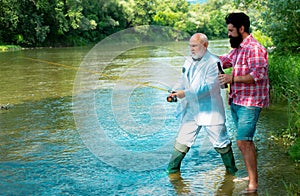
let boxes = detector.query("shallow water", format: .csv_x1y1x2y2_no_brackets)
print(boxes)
0,41,299,195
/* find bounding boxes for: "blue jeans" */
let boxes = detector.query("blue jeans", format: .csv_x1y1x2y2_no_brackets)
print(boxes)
230,103,262,141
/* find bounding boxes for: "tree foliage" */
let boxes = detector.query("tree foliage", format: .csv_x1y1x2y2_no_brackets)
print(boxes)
263,0,300,52
0,0,299,51
236,0,300,52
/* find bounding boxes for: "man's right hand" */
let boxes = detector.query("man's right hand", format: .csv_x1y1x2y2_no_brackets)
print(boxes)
218,74,233,85
172,90,185,99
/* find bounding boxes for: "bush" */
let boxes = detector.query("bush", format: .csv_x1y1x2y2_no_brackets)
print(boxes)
252,30,273,49
268,53,300,161
288,139,300,162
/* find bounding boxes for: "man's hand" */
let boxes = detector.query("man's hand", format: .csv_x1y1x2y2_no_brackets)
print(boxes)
171,90,185,99
218,74,233,85
218,74,255,84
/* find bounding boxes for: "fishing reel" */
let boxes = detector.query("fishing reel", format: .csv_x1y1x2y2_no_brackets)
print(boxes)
167,91,177,102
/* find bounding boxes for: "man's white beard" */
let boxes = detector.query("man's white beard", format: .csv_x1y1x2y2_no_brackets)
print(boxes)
191,48,206,60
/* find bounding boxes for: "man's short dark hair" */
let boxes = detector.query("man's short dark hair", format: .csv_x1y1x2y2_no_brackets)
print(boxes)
225,12,250,33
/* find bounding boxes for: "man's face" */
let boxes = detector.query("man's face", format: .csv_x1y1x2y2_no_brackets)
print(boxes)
189,39,206,60
227,24,243,48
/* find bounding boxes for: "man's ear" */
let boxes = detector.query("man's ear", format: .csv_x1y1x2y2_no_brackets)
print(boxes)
239,26,245,34
204,42,208,48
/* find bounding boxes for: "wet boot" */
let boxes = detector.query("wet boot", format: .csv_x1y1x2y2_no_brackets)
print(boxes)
167,149,186,174
220,147,238,175
215,143,238,175
167,142,190,174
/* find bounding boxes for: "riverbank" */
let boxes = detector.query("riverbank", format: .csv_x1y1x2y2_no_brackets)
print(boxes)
268,52,300,162
0,45,22,52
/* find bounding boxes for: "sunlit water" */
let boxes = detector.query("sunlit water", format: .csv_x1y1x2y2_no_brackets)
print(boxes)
0,41,299,195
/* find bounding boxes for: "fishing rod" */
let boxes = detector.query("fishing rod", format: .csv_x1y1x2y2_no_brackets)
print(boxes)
22,56,170,93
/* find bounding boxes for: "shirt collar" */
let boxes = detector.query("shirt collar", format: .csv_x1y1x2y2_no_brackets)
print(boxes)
239,34,253,48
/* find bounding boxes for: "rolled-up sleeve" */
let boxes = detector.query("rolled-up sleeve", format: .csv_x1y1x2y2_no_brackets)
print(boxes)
247,46,268,82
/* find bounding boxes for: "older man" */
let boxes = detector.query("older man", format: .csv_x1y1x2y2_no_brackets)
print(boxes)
167,33,237,175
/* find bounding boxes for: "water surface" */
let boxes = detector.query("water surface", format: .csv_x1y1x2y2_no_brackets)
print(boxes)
0,41,299,195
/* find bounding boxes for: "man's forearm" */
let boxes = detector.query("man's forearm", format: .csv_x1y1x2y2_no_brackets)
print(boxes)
233,74,255,84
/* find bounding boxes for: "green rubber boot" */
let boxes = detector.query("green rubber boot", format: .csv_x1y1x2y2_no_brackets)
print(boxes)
215,144,238,175
167,142,190,174
220,147,238,175
167,149,186,174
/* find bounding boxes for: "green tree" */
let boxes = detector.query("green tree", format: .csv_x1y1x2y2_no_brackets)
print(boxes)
0,0,40,46
263,0,300,52
152,0,189,28
0,0,20,44
120,0,157,26
235,0,300,52
188,0,235,39
79,0,130,43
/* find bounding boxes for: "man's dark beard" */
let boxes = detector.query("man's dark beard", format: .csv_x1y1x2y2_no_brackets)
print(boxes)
229,34,243,48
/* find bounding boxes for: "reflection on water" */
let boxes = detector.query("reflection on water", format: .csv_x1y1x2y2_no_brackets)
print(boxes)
168,172,191,195
0,41,299,195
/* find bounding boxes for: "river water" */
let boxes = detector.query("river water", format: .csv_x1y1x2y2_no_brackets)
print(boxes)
0,39,299,195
